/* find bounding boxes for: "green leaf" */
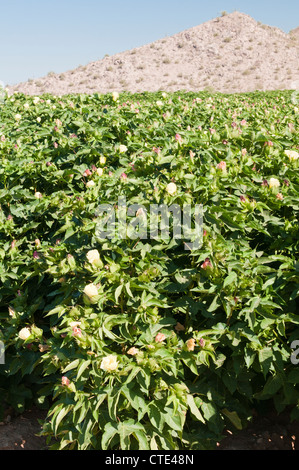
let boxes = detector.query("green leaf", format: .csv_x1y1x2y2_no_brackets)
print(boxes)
102,422,119,450
258,348,274,377
223,271,237,288
76,360,91,380
62,359,80,373
221,409,242,430
186,394,205,423
115,284,123,303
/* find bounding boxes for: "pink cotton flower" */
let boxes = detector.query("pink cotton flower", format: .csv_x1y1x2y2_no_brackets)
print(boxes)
61,376,70,387
83,169,92,177
216,161,227,171
155,332,166,343
201,258,212,270
120,172,127,180
0,135,5,142
175,133,182,142
72,326,82,337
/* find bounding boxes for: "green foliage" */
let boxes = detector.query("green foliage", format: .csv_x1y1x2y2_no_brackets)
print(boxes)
0,89,298,449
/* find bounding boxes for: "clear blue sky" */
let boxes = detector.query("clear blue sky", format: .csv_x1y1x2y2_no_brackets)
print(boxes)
1,0,298,86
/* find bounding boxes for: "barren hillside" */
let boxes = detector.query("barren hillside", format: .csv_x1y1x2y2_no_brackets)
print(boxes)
8,11,299,95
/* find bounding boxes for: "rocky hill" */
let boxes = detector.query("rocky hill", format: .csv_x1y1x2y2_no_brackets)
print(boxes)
8,11,299,95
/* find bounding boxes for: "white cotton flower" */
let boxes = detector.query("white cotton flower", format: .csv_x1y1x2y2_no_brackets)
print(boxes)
83,283,99,304
268,178,280,189
285,150,299,161
18,327,31,340
86,249,100,265
166,182,177,195
119,145,128,153
100,355,119,371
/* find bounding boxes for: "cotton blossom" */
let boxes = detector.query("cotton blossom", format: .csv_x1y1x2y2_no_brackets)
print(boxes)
61,376,70,387
175,322,185,332
166,182,177,195
127,347,139,356
86,180,95,188
86,249,101,265
83,283,99,304
285,150,299,161
175,133,182,142
155,332,166,343
186,338,196,351
201,258,212,270
268,178,280,189
15,114,21,121
276,192,284,201
216,161,226,171
100,355,119,372
112,91,119,101
34,191,42,199
99,156,106,165
72,326,82,337
18,327,31,340
119,145,128,153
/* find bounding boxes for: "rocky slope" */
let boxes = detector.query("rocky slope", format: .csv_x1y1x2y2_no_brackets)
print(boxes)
8,11,299,95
